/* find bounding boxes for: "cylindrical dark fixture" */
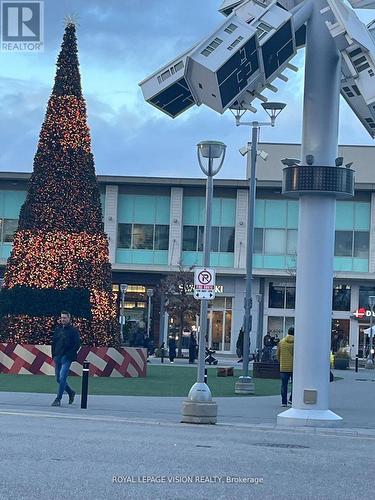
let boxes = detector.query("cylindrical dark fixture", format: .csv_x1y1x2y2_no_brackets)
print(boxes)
282,165,355,198
81,360,90,409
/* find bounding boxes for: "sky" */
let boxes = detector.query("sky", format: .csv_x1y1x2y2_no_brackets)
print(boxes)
0,0,374,179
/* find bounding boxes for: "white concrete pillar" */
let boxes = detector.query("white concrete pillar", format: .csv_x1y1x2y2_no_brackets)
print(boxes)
278,0,342,426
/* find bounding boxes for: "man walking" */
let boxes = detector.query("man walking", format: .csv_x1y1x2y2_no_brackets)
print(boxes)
276,326,294,407
51,311,81,407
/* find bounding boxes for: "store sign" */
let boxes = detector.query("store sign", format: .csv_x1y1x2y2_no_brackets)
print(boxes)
182,283,224,294
353,307,375,319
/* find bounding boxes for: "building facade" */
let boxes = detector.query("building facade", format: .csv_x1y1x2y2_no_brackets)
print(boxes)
1,143,375,356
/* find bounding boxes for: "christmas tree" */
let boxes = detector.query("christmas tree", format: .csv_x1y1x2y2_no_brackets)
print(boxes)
0,22,120,346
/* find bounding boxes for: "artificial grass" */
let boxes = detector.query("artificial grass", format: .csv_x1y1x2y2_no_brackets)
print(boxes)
0,365,282,397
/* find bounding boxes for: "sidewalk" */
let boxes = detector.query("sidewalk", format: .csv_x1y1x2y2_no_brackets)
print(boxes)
0,367,374,434
149,353,244,367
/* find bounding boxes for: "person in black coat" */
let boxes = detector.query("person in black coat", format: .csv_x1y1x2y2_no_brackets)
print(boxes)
236,327,244,362
51,311,80,407
168,335,177,363
188,332,197,364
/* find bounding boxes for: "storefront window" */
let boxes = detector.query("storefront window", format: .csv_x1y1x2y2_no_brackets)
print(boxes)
268,282,295,309
332,285,351,311
267,316,294,339
331,319,350,353
359,286,375,309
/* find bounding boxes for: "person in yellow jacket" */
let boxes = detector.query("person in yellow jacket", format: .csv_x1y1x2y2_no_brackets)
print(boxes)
276,326,294,407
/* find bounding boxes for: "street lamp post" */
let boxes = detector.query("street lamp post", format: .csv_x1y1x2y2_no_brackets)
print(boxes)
232,102,285,394
366,295,375,368
181,140,226,425
120,283,128,343
146,288,154,338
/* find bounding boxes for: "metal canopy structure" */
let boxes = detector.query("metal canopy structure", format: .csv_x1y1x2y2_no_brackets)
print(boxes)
140,0,375,138
139,1,375,426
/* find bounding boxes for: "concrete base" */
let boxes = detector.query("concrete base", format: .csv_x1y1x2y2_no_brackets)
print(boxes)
181,400,218,424
277,408,343,427
235,377,255,395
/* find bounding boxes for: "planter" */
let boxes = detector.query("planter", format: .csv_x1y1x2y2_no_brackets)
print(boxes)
0,343,147,377
333,357,350,370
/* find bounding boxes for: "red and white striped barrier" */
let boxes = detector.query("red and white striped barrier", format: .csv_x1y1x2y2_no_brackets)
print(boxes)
0,344,147,377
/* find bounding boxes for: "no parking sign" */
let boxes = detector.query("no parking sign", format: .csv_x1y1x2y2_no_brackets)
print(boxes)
194,267,216,300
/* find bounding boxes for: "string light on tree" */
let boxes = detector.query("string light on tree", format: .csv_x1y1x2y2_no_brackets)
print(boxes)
0,22,119,347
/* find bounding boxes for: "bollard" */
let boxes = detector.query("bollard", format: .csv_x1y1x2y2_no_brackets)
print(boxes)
161,347,165,364
355,354,359,373
204,368,207,384
81,360,90,409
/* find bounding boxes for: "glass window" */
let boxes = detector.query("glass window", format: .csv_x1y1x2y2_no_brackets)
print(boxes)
334,231,353,257
286,229,298,255
331,319,350,352
182,226,197,251
198,226,205,252
220,227,235,253
285,317,295,335
224,311,232,350
3,219,18,242
285,286,295,309
332,285,351,311
118,223,132,249
254,228,263,253
174,61,184,72
133,224,154,250
359,286,375,309
268,283,285,308
265,229,286,254
211,226,219,252
154,225,169,250
354,231,369,258
267,316,284,336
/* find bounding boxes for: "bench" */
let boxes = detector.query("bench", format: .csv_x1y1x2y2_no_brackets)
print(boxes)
253,361,280,379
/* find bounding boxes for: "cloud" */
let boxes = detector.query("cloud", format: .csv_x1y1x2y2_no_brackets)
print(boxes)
0,0,373,178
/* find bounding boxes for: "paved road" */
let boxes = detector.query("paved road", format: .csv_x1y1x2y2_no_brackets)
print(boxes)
0,409,374,500
1,367,375,499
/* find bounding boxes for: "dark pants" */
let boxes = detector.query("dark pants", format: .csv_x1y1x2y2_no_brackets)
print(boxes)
280,371,293,405
54,355,74,400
